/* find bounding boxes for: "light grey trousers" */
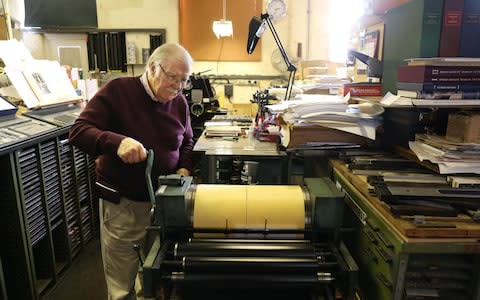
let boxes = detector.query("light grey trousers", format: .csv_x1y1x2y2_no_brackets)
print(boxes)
99,198,151,300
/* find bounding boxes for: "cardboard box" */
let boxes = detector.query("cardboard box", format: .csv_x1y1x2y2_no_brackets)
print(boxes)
446,112,480,143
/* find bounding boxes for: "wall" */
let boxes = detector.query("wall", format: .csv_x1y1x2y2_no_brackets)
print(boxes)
7,0,333,104
9,0,331,73
194,0,332,76
289,0,330,61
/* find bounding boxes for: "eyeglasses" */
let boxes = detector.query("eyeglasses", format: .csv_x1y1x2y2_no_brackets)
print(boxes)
158,64,190,87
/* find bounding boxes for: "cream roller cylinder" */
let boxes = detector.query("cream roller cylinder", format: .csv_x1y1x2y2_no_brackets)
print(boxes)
245,185,305,230
192,184,306,237
193,185,248,234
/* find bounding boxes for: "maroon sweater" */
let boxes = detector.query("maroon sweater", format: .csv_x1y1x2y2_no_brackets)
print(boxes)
69,76,193,201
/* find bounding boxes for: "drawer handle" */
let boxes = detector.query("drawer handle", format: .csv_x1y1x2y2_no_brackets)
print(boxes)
376,230,394,249
363,228,378,244
366,218,379,231
376,273,393,290
375,246,393,263
363,248,378,264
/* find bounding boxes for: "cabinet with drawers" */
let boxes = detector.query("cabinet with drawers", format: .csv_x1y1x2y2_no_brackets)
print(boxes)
332,160,480,300
0,128,98,300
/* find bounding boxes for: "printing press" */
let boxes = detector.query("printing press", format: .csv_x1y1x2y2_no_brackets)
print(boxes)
142,154,358,300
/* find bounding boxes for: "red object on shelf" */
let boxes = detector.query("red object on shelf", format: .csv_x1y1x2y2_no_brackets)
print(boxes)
343,83,382,97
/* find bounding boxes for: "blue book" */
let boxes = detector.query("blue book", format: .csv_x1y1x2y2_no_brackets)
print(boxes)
459,0,480,57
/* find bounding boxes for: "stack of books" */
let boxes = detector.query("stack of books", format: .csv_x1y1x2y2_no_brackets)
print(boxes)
396,57,480,101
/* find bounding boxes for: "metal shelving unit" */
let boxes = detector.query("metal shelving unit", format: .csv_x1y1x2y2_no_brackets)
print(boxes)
0,128,98,300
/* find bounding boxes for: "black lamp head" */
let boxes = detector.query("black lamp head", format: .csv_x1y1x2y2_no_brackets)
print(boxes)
348,49,383,78
247,16,265,54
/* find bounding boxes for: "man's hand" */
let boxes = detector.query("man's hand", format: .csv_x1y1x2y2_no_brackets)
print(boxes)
117,137,147,164
176,168,190,176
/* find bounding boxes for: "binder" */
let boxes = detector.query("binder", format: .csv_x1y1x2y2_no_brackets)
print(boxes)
382,0,444,95
439,0,465,57
459,0,480,57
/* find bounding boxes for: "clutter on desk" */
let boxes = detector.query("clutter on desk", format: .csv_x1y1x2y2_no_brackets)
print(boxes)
336,151,480,223
294,76,351,96
265,93,384,149
249,89,283,143
0,95,57,149
202,114,253,138
205,114,253,129
204,125,244,138
409,133,480,175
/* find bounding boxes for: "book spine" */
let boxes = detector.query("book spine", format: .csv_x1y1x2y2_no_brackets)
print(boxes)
459,0,480,57
420,0,445,57
439,0,464,57
397,65,480,82
397,82,480,92
404,90,480,99
411,99,480,106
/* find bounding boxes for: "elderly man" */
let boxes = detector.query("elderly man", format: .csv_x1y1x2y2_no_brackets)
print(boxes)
69,43,194,300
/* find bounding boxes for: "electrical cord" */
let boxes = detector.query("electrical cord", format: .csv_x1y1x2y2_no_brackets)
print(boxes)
216,38,225,75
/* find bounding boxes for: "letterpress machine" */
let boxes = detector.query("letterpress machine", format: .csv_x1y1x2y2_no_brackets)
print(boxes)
142,152,358,300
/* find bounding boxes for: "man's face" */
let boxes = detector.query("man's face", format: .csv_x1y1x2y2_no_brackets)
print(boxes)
149,60,190,103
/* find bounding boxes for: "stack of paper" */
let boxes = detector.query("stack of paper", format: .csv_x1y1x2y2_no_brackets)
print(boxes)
204,125,243,138
267,94,384,142
409,133,480,174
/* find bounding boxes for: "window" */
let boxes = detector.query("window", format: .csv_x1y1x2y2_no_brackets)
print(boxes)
328,0,365,63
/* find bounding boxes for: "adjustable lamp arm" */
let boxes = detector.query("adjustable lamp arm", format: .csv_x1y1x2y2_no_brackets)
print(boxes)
261,13,297,100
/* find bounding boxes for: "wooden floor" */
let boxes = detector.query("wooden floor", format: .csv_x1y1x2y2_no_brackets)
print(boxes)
41,238,107,300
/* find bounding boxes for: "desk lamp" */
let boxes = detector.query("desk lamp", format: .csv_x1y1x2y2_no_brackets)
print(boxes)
348,49,383,79
246,11,296,101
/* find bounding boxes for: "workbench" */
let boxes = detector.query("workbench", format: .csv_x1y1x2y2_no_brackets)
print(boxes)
193,125,287,184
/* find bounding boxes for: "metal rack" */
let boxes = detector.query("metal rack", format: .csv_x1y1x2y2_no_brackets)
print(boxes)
0,127,98,300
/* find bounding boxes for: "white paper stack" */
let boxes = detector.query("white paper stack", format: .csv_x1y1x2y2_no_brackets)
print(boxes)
267,94,384,140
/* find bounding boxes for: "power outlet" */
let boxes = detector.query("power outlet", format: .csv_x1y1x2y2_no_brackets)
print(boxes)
224,84,234,98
